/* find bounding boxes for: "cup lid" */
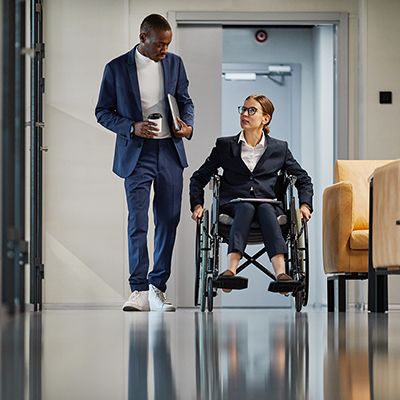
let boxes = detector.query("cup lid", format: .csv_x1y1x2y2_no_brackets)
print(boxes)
148,113,162,119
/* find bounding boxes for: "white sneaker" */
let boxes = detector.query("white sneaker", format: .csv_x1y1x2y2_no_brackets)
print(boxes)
122,290,149,311
149,284,176,312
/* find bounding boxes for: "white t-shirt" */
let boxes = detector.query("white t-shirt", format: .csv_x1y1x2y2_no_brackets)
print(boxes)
135,48,171,139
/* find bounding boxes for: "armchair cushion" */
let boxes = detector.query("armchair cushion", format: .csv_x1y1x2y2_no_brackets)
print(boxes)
335,160,393,230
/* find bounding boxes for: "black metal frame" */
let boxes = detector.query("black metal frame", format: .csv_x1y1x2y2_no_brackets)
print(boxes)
195,173,309,312
367,177,389,313
1,0,16,313
1,0,16,312
30,0,45,311
1,0,45,313
1,0,29,314
327,272,368,312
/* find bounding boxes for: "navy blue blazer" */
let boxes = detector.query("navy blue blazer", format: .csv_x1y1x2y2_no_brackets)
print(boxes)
95,45,194,178
190,133,313,211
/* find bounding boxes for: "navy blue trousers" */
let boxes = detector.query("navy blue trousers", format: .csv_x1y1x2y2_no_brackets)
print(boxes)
221,202,287,259
124,139,183,292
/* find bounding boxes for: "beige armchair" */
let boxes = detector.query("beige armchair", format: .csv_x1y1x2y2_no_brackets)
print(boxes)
323,160,393,311
368,160,400,312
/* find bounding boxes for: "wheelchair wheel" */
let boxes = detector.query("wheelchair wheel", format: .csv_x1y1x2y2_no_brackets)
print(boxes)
291,206,309,312
207,276,214,312
295,216,309,309
295,291,304,312
199,210,209,313
194,220,201,306
297,216,310,311
302,220,310,306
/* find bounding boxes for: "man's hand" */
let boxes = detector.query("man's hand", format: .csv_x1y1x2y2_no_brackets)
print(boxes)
173,117,192,138
134,120,159,138
191,204,204,221
300,203,312,221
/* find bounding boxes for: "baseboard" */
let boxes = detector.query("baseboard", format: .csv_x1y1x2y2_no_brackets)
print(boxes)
43,303,122,310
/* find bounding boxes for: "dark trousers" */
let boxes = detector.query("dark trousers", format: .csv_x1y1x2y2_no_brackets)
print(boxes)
128,316,176,400
221,202,287,259
124,139,183,292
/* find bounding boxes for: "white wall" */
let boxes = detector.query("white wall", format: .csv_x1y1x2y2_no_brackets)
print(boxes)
43,0,130,305
42,0,400,307
362,0,400,160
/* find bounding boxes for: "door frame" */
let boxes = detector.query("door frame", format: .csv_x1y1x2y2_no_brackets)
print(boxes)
168,11,349,160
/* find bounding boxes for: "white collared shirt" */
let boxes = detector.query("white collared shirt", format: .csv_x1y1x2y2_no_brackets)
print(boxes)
239,131,267,172
135,48,171,138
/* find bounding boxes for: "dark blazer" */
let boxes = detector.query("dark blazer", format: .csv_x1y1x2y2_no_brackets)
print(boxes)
190,133,313,211
95,45,194,178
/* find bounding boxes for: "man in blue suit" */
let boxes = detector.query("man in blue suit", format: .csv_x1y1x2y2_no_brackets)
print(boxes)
95,14,194,312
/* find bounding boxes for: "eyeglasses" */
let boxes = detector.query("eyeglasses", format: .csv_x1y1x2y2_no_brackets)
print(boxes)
238,106,259,116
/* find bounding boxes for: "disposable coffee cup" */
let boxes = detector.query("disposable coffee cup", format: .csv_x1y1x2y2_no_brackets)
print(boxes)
147,113,162,133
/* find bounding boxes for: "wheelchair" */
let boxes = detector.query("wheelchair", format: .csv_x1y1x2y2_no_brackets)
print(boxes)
194,172,309,312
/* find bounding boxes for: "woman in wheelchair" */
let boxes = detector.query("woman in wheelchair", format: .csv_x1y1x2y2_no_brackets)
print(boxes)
190,94,313,293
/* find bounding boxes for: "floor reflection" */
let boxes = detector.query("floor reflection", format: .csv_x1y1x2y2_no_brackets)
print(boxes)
1,309,400,399
323,313,400,400
194,312,310,400
368,314,400,400
324,314,370,400
128,313,177,400
0,312,42,400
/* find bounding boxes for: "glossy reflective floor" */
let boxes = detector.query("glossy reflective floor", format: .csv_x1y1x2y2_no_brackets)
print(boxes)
1,308,400,399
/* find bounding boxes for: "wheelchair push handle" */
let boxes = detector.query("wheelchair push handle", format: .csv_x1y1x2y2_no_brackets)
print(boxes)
208,174,221,195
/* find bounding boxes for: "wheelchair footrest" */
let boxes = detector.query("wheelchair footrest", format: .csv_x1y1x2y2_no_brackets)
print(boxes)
268,280,303,293
214,276,248,290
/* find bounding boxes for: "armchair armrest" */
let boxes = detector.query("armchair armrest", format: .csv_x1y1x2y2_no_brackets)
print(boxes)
323,181,354,273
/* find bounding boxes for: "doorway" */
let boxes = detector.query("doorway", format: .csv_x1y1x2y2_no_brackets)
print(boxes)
172,12,344,308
